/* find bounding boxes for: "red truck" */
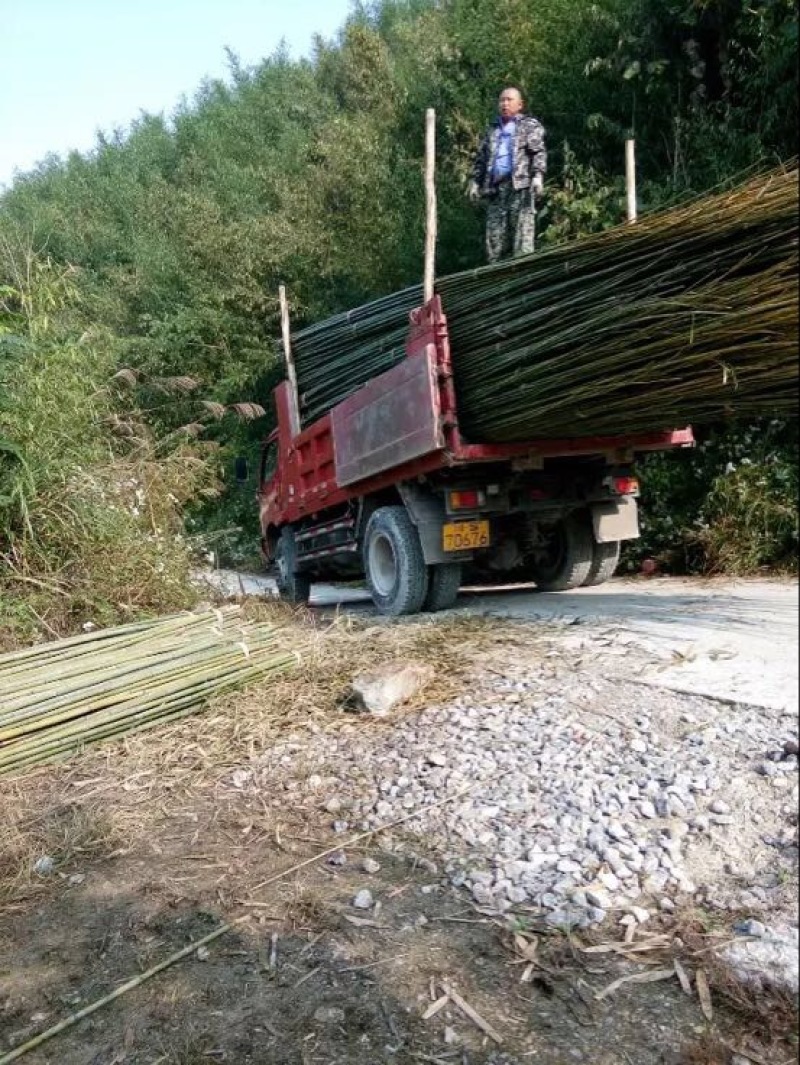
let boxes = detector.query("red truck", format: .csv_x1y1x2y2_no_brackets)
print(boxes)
258,296,693,615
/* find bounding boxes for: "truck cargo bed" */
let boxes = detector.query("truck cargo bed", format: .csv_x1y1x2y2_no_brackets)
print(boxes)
272,297,692,520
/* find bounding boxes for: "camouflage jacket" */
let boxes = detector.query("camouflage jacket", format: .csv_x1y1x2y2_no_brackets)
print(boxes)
472,113,547,195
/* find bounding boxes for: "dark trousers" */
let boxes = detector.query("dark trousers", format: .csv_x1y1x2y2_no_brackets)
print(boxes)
485,181,535,263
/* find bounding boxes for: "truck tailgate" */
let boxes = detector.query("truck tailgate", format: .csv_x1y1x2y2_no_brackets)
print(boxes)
331,345,444,486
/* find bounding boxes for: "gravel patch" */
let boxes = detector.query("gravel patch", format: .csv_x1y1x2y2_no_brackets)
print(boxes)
237,649,798,931
721,923,800,996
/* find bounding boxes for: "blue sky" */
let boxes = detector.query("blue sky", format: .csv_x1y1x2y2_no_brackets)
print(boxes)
0,0,354,188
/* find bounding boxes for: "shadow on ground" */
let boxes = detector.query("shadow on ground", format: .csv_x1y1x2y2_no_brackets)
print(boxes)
1,832,729,1065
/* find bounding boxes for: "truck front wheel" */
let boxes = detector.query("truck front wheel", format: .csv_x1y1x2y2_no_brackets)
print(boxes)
275,527,311,605
364,506,429,616
526,514,594,591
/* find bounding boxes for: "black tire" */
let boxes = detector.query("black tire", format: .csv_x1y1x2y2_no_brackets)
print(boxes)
582,540,621,587
527,514,594,591
424,562,462,612
275,527,311,604
363,506,429,616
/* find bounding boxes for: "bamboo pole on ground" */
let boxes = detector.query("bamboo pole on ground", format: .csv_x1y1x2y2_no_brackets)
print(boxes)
0,609,297,777
0,779,492,1064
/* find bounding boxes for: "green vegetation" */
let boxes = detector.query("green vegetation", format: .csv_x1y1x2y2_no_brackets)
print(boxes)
1,0,797,641
628,416,798,575
0,243,219,645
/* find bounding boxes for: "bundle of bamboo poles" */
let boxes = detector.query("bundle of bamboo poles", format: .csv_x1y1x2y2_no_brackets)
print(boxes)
290,165,798,439
0,608,297,777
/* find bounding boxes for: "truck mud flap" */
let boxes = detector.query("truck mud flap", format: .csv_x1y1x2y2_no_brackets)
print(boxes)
398,484,472,565
591,496,639,543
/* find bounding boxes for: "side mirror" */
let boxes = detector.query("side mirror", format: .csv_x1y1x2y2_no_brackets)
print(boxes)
233,456,249,484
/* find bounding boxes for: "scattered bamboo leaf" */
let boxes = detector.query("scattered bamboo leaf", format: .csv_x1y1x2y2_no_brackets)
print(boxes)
440,981,503,1044
673,957,693,996
695,968,714,1021
595,968,676,1001
422,994,449,1020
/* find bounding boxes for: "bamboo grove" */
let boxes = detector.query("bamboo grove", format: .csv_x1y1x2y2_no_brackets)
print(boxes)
1,0,797,607
290,166,798,441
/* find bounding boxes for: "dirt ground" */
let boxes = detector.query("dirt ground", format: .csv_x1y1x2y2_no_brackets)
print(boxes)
0,791,753,1065
1,602,797,1065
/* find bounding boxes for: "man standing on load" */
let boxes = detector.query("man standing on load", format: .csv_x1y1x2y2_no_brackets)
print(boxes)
469,87,547,264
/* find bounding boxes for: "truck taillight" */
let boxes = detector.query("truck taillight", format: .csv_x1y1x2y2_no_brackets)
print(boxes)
449,489,485,510
613,476,639,495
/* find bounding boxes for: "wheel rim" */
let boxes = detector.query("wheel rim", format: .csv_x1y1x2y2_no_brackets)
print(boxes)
529,525,566,581
276,542,289,585
368,531,398,597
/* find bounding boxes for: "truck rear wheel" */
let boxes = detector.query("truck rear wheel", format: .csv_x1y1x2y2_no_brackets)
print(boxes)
275,527,311,605
364,506,429,616
527,514,594,591
582,540,621,587
424,562,462,612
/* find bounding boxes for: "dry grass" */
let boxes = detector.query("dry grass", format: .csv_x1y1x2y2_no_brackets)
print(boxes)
141,600,527,785
0,799,124,907
505,906,799,1065
678,1033,797,1065
280,879,340,934
674,916,799,1062
151,1033,220,1065
0,606,531,911
678,1035,729,1065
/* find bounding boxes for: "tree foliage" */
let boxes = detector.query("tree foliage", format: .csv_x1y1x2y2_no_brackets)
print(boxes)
0,236,220,645
0,0,797,592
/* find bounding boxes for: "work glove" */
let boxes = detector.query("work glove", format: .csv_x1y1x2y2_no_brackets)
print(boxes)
467,179,481,204
532,173,544,197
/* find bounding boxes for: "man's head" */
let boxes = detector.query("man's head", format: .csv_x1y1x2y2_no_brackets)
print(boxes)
498,87,524,119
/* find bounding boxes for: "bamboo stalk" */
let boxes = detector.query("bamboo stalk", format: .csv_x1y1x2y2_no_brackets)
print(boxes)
0,609,297,777
279,285,301,438
626,139,637,223
424,107,437,304
285,165,797,438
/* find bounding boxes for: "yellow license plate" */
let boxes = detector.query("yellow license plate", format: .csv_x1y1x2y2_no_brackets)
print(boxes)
442,520,490,552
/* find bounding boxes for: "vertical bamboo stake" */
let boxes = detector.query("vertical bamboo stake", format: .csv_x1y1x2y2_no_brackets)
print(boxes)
278,285,301,438
626,139,638,223
424,107,437,305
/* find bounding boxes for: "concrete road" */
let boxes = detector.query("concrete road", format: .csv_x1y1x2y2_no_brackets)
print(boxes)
200,570,798,713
